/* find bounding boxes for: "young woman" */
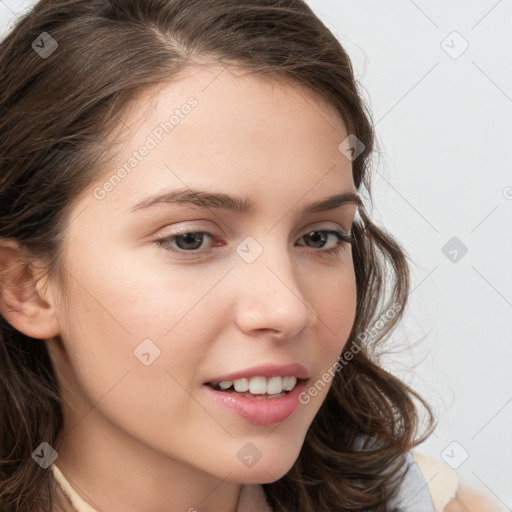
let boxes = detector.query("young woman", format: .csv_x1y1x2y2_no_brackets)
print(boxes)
0,1,505,511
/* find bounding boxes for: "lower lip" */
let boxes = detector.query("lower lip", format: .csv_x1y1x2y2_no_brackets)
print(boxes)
202,379,307,426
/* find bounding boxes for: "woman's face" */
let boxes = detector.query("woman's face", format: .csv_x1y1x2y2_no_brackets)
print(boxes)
45,65,358,487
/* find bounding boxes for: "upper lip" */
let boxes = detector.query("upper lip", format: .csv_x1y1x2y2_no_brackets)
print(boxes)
204,363,309,385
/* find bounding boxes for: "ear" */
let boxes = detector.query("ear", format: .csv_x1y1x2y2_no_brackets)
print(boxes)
0,239,60,340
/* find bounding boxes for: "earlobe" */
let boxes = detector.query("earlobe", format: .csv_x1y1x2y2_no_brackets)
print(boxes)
0,239,60,340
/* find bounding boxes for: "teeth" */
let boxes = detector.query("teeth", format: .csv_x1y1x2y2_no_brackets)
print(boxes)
282,376,297,391
249,376,267,394
213,376,298,394
233,378,249,392
267,376,283,394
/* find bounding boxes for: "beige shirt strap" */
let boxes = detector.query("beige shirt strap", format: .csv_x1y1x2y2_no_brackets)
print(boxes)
412,451,459,512
51,464,98,512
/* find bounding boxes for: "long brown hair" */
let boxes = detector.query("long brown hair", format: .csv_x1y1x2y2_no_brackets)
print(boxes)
0,1,436,511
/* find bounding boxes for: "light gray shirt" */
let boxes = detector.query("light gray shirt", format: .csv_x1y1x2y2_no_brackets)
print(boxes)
388,451,436,511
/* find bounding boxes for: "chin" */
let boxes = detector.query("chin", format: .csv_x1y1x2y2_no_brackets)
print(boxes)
225,455,299,485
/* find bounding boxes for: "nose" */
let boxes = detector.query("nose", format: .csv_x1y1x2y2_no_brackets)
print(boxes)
231,242,318,339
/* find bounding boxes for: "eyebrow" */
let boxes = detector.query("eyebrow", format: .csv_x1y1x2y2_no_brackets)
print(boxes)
128,188,361,215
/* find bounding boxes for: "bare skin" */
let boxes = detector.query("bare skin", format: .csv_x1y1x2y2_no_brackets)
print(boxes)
446,487,510,512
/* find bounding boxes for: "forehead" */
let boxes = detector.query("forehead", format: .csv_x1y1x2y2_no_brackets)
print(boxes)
117,63,347,147
86,64,355,218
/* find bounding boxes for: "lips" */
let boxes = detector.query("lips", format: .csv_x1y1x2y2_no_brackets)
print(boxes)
203,378,308,425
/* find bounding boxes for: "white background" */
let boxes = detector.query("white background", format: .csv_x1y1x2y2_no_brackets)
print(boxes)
1,0,511,508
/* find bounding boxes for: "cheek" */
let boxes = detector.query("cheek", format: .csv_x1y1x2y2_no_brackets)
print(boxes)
53,268,215,455
305,266,357,397
312,264,357,342
55,248,231,391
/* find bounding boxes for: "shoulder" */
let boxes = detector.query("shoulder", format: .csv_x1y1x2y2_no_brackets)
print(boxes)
412,451,509,512
443,487,508,512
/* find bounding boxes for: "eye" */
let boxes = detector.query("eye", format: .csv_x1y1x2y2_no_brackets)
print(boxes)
297,229,354,257
155,231,219,254
153,228,354,258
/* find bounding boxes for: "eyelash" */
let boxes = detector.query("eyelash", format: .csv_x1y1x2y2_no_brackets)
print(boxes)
153,229,354,259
